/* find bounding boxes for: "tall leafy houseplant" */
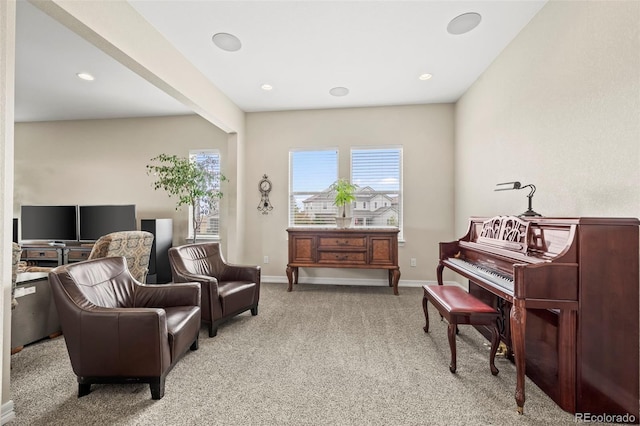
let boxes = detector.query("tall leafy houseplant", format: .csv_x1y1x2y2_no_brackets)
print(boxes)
146,154,226,242
330,178,357,228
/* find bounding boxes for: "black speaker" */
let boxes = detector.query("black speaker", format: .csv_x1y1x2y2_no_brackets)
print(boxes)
13,218,18,243
141,218,173,283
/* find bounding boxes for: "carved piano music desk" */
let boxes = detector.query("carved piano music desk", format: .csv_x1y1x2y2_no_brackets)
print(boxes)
438,216,639,418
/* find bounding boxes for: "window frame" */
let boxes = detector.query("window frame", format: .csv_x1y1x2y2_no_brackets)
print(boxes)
289,148,339,227
288,146,403,237
188,149,223,240
350,146,403,238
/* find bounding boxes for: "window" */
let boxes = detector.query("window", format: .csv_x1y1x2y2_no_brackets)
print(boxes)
288,147,402,233
289,149,338,226
189,150,222,239
351,147,402,233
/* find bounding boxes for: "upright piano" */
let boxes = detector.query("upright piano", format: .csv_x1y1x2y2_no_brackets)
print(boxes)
437,216,639,418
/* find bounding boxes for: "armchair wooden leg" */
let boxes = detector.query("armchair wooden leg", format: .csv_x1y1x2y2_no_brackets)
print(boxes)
251,305,258,316
150,376,165,400
78,382,91,397
209,324,218,337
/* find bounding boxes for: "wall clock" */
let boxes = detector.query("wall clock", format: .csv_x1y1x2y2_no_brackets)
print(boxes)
257,174,273,215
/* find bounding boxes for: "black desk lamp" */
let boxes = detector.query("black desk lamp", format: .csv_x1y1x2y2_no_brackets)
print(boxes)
495,181,541,217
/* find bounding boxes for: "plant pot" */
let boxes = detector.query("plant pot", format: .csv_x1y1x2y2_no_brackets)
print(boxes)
335,217,352,229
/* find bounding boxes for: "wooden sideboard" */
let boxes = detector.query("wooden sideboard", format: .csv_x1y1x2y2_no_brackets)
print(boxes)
286,228,401,295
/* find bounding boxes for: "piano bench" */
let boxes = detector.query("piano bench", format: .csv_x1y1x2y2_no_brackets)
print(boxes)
422,284,500,376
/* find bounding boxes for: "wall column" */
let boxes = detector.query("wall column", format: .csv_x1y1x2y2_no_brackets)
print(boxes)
0,0,16,423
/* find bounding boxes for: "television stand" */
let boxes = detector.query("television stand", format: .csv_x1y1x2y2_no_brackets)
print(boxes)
21,243,93,267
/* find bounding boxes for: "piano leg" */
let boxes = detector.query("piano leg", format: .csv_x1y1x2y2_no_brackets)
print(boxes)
436,263,444,285
489,325,500,376
510,298,527,414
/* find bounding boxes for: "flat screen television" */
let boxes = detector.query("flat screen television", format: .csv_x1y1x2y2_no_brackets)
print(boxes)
79,205,136,241
20,205,78,243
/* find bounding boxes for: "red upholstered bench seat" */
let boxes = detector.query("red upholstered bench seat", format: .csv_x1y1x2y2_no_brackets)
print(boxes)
422,284,500,375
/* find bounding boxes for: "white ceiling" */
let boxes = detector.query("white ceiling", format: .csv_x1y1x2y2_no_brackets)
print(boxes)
14,0,547,123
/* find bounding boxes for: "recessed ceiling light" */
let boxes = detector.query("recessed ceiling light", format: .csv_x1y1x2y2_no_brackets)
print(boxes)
447,12,482,35
261,84,273,91
419,73,433,81
329,87,349,97
76,72,95,81
212,32,242,52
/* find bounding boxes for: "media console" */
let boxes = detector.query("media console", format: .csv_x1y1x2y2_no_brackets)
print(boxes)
21,244,93,268
286,228,401,295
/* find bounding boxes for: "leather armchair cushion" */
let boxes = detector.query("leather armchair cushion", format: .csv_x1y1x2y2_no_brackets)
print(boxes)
165,306,201,359
219,281,257,315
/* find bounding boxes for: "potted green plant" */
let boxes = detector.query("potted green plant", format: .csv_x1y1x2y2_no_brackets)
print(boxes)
146,153,226,242
330,178,357,228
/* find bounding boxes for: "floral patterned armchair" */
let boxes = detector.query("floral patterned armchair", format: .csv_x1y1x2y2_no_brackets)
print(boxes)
88,231,154,283
11,243,22,309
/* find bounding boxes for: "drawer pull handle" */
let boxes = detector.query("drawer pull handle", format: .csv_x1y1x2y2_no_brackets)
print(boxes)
336,240,349,246
335,255,348,261
39,252,45,256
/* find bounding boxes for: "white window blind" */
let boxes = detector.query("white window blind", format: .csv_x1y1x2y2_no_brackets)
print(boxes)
289,149,338,226
189,150,222,239
351,147,402,232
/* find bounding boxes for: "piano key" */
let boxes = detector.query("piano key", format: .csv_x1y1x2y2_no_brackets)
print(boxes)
445,257,514,292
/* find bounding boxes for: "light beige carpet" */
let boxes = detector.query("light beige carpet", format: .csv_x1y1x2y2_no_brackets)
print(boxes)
9,283,580,425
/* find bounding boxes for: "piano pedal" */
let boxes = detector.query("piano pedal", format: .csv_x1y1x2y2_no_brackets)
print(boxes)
484,341,509,358
496,342,509,358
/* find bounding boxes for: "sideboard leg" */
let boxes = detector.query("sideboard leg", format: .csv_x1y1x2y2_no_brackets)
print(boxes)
286,266,294,292
392,268,401,295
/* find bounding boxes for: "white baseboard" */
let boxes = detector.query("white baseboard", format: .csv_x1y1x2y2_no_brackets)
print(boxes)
261,275,459,288
1,400,15,425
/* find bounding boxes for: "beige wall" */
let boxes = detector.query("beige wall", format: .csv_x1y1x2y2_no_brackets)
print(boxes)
455,0,640,235
244,104,455,284
14,115,229,247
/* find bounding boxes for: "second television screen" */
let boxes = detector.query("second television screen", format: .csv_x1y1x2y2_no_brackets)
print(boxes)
79,205,136,241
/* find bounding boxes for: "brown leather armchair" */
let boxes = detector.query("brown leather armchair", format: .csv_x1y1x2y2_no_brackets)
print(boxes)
48,256,201,400
169,242,260,337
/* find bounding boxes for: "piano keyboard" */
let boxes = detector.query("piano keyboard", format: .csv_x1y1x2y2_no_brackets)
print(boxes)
445,257,514,292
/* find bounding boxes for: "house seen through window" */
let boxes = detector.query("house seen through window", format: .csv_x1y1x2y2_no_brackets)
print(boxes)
289,149,338,226
351,147,402,231
289,147,402,235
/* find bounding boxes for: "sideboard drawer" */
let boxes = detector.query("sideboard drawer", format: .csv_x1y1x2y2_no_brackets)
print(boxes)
318,251,366,264
318,236,366,249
